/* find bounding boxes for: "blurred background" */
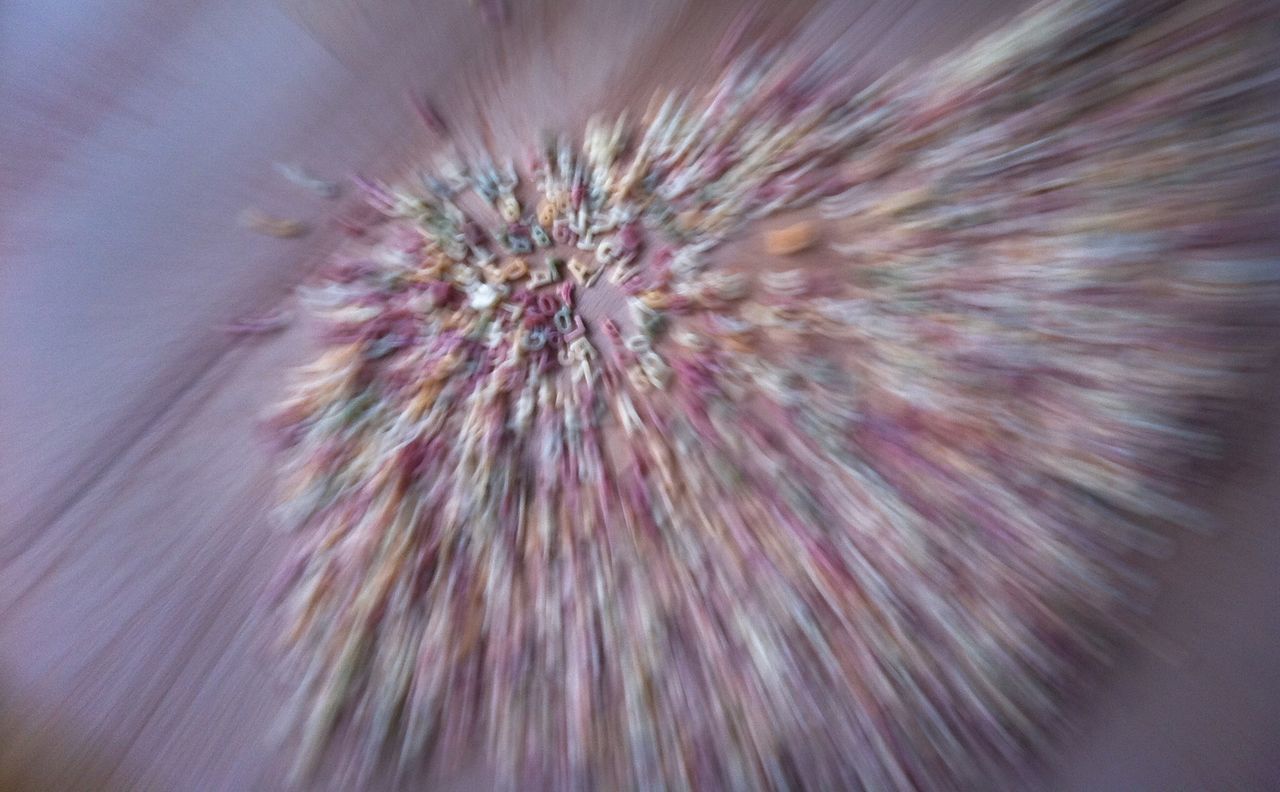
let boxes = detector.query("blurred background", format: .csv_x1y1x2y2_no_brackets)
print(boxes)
2,0,1279,788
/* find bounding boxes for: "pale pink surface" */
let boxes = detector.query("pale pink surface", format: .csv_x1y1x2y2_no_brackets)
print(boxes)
2,1,1277,789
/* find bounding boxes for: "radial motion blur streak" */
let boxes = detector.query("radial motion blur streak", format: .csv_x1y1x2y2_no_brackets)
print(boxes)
2,0,1280,790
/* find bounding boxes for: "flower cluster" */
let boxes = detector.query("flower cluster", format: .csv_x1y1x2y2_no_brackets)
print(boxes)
271,0,1280,788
